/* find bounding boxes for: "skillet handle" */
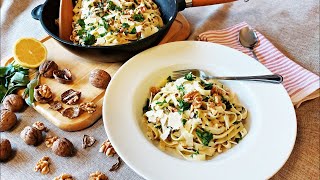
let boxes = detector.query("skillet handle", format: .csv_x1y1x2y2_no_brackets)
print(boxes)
31,4,43,20
190,0,237,7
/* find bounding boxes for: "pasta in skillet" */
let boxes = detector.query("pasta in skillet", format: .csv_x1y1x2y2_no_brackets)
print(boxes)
143,73,248,160
71,0,164,46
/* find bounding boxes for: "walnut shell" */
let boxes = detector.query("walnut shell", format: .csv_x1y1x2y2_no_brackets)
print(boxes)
53,69,72,84
20,126,43,146
89,69,111,89
52,138,74,157
2,94,24,112
39,60,58,78
0,139,12,162
0,110,17,132
61,89,81,105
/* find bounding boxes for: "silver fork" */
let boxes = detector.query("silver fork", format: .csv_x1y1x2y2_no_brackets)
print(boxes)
172,69,283,84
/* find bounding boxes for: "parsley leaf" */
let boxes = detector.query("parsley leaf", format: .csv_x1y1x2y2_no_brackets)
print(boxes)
84,34,96,45
133,14,144,22
182,119,187,126
196,129,213,146
235,133,243,143
176,84,185,94
130,27,137,34
221,97,232,110
156,100,167,106
77,19,85,28
122,23,130,28
103,21,109,30
200,80,213,90
177,99,191,114
184,72,195,81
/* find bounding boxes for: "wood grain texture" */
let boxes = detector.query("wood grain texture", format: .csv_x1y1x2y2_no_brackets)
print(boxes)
1,13,190,131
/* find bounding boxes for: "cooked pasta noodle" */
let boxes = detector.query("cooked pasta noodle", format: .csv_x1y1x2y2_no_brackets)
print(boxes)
71,0,163,46
143,73,248,160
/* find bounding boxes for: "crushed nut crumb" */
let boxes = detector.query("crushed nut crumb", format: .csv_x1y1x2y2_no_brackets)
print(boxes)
32,121,49,132
79,102,97,114
45,136,59,148
82,135,96,149
89,171,108,180
53,173,74,180
34,156,50,175
99,139,116,157
109,157,122,172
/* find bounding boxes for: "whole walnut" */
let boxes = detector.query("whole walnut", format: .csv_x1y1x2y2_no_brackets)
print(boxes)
0,139,12,162
39,60,58,78
2,94,24,112
52,138,74,157
89,69,111,89
0,110,17,132
20,126,43,146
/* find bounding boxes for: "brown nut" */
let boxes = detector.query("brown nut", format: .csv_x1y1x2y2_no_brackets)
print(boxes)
0,139,12,162
39,60,58,78
34,84,53,103
20,126,43,146
0,110,17,132
89,171,108,180
61,89,81,105
52,138,74,157
2,94,24,112
61,106,81,119
82,135,96,149
89,69,111,89
53,69,72,84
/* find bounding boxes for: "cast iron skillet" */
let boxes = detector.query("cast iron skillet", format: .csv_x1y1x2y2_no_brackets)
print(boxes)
31,0,232,62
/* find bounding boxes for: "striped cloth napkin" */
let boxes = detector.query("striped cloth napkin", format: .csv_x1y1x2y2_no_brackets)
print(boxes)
197,22,319,108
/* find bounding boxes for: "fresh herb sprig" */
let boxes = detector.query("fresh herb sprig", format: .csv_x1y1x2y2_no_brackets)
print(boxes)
200,80,213,90
177,99,191,114
196,129,213,146
23,73,40,106
184,72,195,81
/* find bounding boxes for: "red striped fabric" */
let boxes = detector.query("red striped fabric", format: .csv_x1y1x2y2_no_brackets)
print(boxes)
197,22,319,104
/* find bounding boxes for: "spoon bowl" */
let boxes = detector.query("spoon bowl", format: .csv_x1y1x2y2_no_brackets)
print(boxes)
239,26,259,60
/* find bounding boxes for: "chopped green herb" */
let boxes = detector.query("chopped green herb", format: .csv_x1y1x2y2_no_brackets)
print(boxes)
103,21,109,30
130,27,137,34
235,133,243,143
200,81,213,90
143,98,150,113
196,129,213,146
133,14,144,22
177,99,191,114
122,23,130,28
182,119,187,126
176,84,185,94
193,149,199,154
156,100,167,106
184,72,195,81
84,34,96,45
77,19,85,28
167,76,173,82
221,97,232,110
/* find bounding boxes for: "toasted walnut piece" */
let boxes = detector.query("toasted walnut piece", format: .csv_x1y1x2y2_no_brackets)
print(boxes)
0,110,17,132
2,94,24,112
52,138,74,157
54,173,74,180
99,139,116,157
20,126,43,146
150,87,160,96
45,136,59,148
82,135,96,149
109,157,122,172
39,61,58,78
49,101,63,111
53,69,72,84
34,156,50,174
0,139,12,162
61,89,81,105
32,121,49,132
34,84,53,103
183,90,202,103
89,69,111,89
61,106,81,119
89,171,108,180
79,102,97,114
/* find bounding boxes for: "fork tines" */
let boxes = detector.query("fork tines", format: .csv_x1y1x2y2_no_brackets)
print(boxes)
172,69,199,80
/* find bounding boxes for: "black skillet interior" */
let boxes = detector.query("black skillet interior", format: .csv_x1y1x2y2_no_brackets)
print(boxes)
40,0,178,52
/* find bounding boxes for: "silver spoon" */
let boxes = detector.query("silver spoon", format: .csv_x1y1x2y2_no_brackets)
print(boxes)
239,26,259,60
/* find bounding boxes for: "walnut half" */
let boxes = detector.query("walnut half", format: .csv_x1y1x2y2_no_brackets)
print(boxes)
54,173,74,180
99,139,116,157
34,84,53,103
89,171,108,180
34,156,50,175
61,89,81,105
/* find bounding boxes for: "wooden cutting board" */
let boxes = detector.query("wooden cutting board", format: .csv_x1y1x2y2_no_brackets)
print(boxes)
2,13,190,131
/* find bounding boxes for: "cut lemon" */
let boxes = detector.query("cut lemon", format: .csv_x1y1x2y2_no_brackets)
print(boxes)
13,38,47,68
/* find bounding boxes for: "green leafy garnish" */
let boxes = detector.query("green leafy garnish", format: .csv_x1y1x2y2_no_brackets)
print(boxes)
103,21,109,30
23,74,40,106
122,23,130,28
177,99,191,114
156,100,167,106
196,129,213,146
221,97,232,110
167,76,173,82
182,119,187,126
235,133,243,143
77,19,85,28
130,27,137,34
176,84,185,94
200,81,213,90
143,98,150,113
184,72,195,81
84,34,96,45
133,14,144,22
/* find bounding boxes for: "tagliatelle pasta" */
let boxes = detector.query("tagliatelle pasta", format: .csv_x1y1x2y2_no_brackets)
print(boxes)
71,0,163,46
143,73,248,160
